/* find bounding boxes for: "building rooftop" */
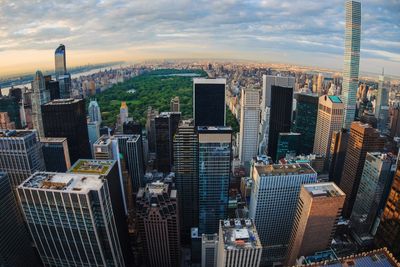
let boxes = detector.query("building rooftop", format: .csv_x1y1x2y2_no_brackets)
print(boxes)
0,129,35,138
68,159,115,175
94,135,113,146
197,126,232,133
303,182,345,198
220,218,262,251
193,78,226,84
44,98,81,105
19,172,103,192
255,163,316,176
328,95,342,103
40,137,67,143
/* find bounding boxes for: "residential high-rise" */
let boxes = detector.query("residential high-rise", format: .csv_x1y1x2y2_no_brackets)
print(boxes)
119,101,129,125
198,126,232,234
276,132,301,161
55,44,71,99
328,129,349,185
202,234,218,267
285,183,345,266
136,181,180,267
31,70,50,137
249,163,317,265
40,137,71,172
217,219,262,267
170,96,180,112
376,74,390,133
341,0,361,129
155,112,181,173
0,172,41,267
350,152,396,246
339,122,384,218
193,78,226,127
42,98,91,165
313,95,344,160
17,171,129,267
0,130,45,188
375,160,400,259
293,93,319,154
239,88,260,170
261,75,295,161
173,119,198,243
88,99,102,123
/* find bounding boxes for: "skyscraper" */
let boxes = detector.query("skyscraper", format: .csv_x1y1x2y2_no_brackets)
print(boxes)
120,101,129,125
341,1,361,129
328,129,349,185
44,75,60,100
285,183,345,266
55,44,71,99
198,126,232,234
202,234,218,267
31,70,50,137
173,119,198,243
339,122,384,218
0,130,45,188
87,120,100,156
350,152,396,245
376,73,390,133
88,99,102,123
193,78,226,127
40,137,71,172
216,219,262,267
293,93,319,154
0,172,41,267
313,95,344,160
155,112,181,173
249,163,317,265
18,171,128,267
261,75,295,161
275,132,301,160
239,88,260,170
146,106,159,153
170,96,180,112
0,94,21,128
136,181,180,267
42,99,91,165
375,159,400,259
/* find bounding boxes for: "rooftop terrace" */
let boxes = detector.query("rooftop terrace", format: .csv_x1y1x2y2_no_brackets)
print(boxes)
220,218,262,251
255,163,316,176
69,159,115,175
19,172,103,192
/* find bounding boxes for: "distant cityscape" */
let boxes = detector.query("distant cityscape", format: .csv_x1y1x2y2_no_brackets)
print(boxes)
1,1,400,267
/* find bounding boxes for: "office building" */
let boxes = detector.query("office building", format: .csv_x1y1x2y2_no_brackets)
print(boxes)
276,132,301,161
17,171,128,267
31,70,50,137
376,74,390,133
0,112,16,129
198,126,232,234
170,96,180,112
0,130,45,188
217,219,262,267
328,129,349,185
173,119,198,243
202,234,218,267
120,101,128,125
136,181,180,267
0,95,21,128
340,122,384,218
0,172,41,267
88,99,102,123
55,44,71,99
258,106,270,155
87,120,100,156
293,93,319,154
42,98,91,165
249,163,317,264
44,75,60,100
146,106,159,153
123,119,142,135
313,95,344,159
285,183,345,266
350,152,396,246
239,88,260,169
155,112,181,173
260,75,295,161
193,78,226,127
375,160,400,259
41,137,71,172
342,0,361,129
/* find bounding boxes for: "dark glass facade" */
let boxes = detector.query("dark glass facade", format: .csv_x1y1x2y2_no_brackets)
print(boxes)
275,132,301,161
194,81,225,127
293,93,318,154
44,75,60,100
329,129,349,185
0,96,21,128
267,85,293,162
41,138,70,172
42,99,91,165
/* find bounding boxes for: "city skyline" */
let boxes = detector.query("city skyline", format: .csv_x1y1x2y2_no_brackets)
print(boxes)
0,0,399,76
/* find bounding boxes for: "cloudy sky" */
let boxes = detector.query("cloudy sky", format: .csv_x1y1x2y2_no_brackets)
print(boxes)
0,0,399,76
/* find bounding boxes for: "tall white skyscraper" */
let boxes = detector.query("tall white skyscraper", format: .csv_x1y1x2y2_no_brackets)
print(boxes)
249,163,317,265
120,101,129,124
239,88,260,170
342,0,361,129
